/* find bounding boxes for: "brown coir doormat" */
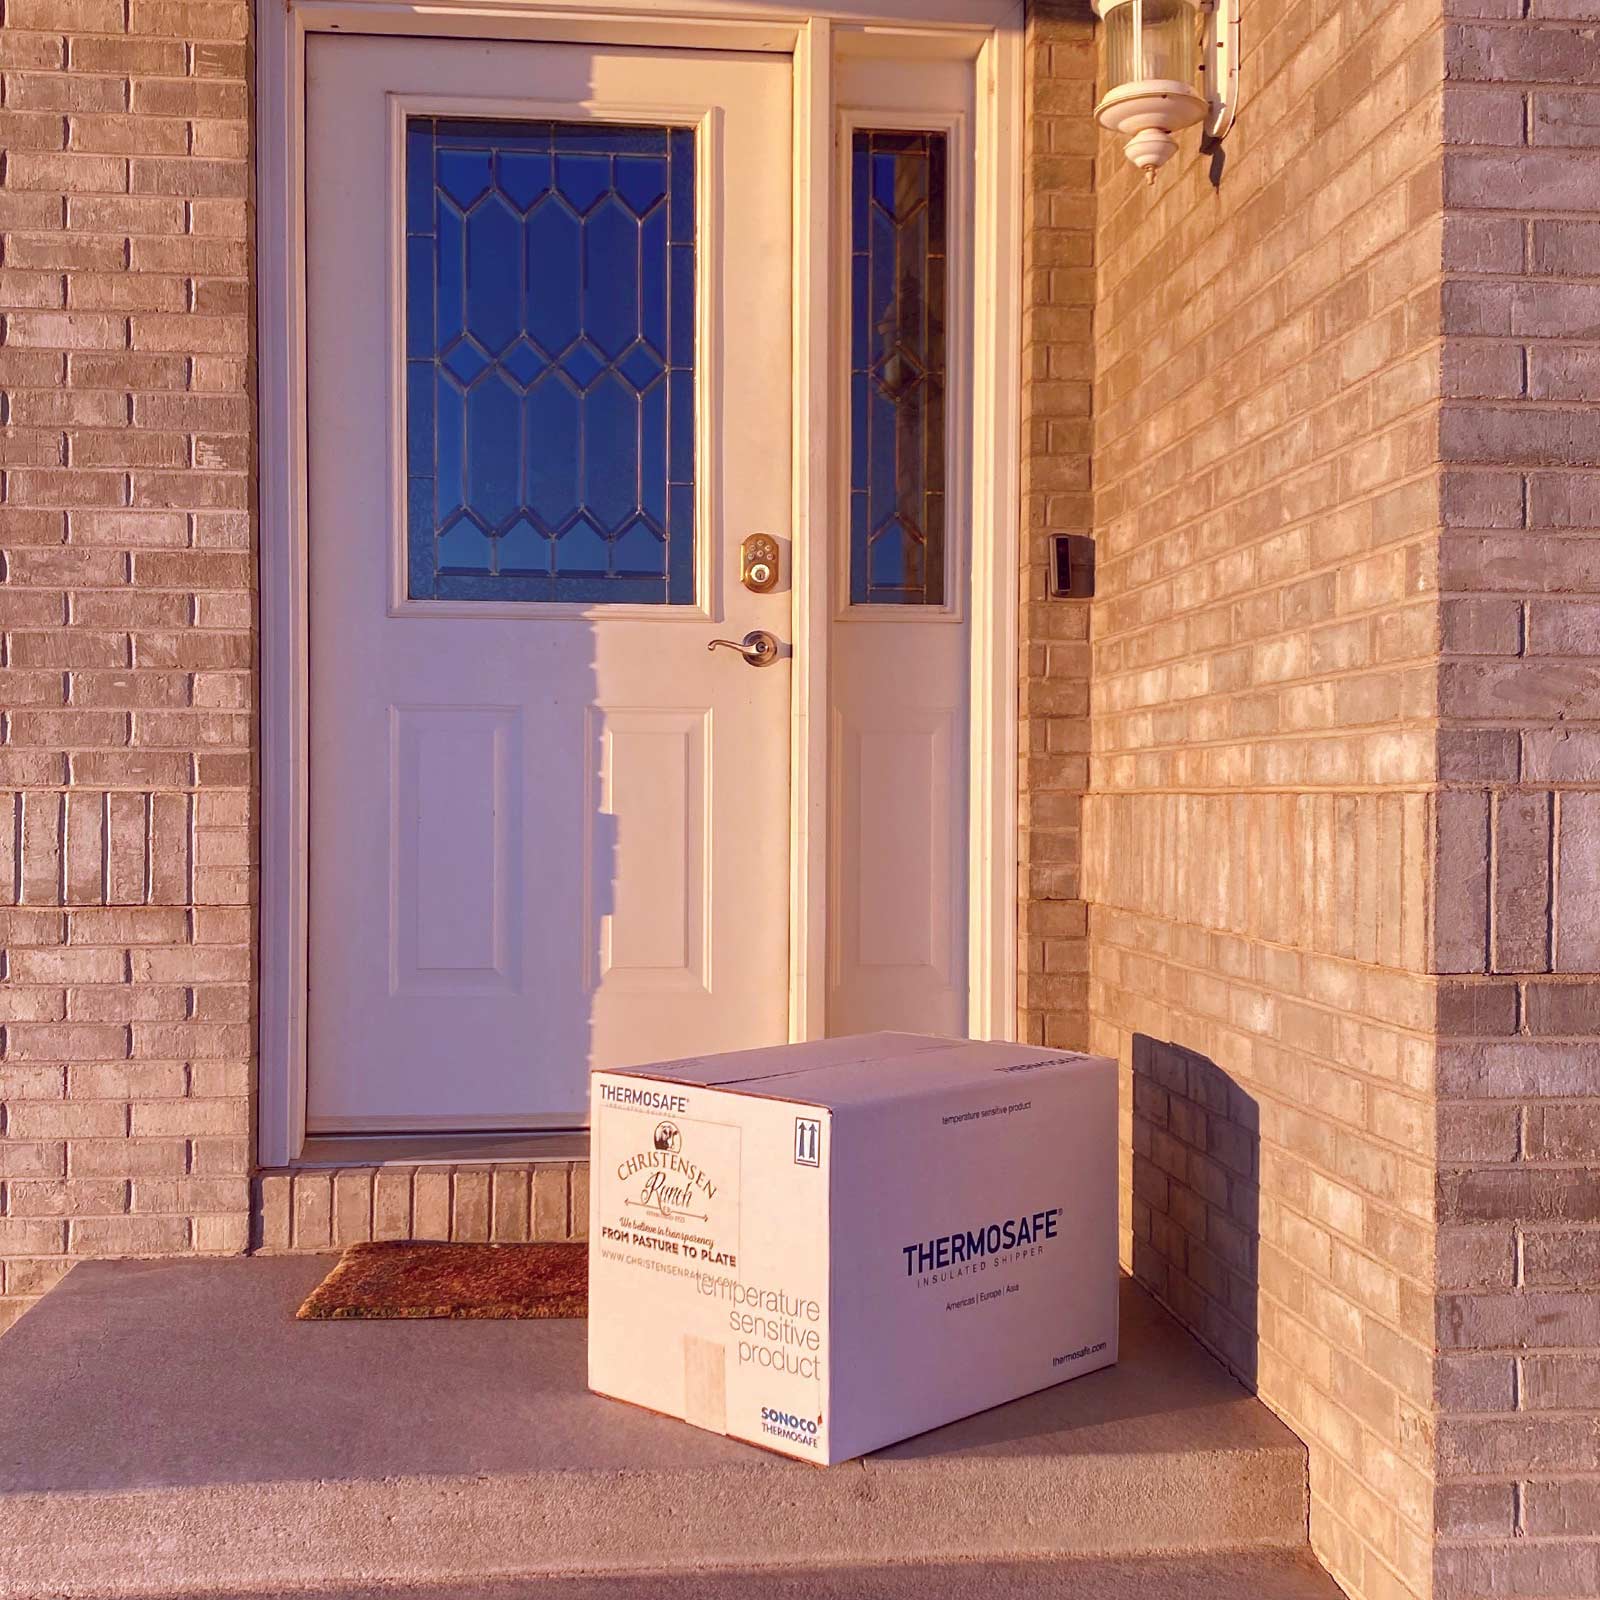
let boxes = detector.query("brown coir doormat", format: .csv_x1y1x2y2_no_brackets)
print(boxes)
296,1240,587,1320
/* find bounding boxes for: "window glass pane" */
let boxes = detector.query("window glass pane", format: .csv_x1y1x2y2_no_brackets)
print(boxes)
406,117,696,604
849,129,947,608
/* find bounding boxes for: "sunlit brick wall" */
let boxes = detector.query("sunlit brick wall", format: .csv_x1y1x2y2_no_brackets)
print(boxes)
252,1162,589,1252
1084,1,1447,1596
1019,0,1096,1051
1432,7,1600,1597
0,0,255,1334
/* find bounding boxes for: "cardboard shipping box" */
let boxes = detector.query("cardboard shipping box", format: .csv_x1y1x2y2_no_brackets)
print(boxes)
587,1032,1117,1463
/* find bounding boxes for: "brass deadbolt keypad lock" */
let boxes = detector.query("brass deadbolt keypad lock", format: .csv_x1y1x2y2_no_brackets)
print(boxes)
741,533,780,593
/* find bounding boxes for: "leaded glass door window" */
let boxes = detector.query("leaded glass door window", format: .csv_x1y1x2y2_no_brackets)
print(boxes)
405,116,697,604
848,129,948,608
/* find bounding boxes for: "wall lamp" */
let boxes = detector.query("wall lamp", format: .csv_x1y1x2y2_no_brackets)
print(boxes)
1092,0,1239,180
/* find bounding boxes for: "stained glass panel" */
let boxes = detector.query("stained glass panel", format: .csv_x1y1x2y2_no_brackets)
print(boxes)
406,117,696,604
849,129,947,607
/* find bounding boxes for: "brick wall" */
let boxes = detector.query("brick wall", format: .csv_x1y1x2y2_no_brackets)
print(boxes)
253,1161,589,1252
1433,8,1600,1598
0,0,255,1336
1084,3,1448,1598
1018,0,1097,1052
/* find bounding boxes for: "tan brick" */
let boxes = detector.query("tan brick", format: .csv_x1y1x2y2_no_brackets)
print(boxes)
68,906,189,943
9,1178,129,1217
67,1136,185,1177
412,1170,450,1242
5,74,126,116
0,110,70,153
127,1097,245,1137
291,1175,333,1252
0,32,67,70
0,1140,68,1179
68,1061,185,1099
70,1214,188,1255
570,1161,590,1238
1492,790,1553,973
5,311,126,352
127,314,247,355
451,1169,492,1242
130,77,247,118
491,1169,531,1243
128,1,250,41
0,1218,69,1255
193,1213,248,1253
255,1175,291,1251
3,1021,130,1062
372,1169,415,1241
67,272,188,314
534,1164,571,1240
68,983,186,1023
1556,793,1600,972
3,1256,74,1299
1525,981,1600,1036
6,152,128,194
332,1169,374,1247
8,0,125,30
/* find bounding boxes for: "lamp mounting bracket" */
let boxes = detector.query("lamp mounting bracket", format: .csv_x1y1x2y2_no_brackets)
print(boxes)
1201,0,1239,142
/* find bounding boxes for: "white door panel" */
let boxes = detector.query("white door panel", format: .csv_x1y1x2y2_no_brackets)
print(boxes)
588,707,710,990
390,704,523,994
828,668,968,1036
846,711,955,975
306,36,791,1129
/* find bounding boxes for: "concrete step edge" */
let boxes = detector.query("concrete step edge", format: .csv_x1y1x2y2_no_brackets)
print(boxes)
2,1447,1310,1600
6,1548,1347,1600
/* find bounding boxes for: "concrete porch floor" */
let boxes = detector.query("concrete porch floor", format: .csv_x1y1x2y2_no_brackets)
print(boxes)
0,1257,1342,1599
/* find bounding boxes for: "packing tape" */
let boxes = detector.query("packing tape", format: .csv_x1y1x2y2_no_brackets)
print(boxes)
683,1334,727,1434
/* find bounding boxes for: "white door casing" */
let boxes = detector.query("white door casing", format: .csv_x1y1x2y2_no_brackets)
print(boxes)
257,2,1023,1162
305,36,791,1129
827,60,973,1038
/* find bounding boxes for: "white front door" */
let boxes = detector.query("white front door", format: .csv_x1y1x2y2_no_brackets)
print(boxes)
305,35,792,1129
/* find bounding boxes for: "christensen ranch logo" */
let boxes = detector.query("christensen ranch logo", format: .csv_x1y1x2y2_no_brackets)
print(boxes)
617,1133,719,1221
598,1102,739,1267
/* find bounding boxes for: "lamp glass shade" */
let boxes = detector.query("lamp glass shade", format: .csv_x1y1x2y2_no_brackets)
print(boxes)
1099,0,1201,93
1103,2,1137,91
1140,0,1199,83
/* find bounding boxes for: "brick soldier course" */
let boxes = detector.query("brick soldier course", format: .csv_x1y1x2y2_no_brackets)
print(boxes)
0,2,1596,1599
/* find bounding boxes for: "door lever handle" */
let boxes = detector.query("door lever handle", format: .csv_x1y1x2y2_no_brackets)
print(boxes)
707,629,781,667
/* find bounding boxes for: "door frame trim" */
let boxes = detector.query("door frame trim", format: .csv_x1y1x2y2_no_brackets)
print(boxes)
257,0,1023,1166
